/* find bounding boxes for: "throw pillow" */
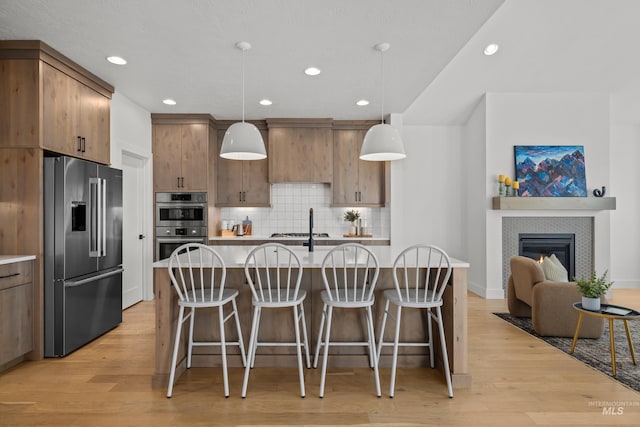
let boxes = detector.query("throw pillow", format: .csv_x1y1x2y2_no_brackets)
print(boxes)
541,254,569,282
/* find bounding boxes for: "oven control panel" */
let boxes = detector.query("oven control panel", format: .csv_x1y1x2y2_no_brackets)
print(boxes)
156,226,207,237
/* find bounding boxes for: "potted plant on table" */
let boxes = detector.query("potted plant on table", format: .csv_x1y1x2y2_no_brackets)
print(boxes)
343,209,360,236
574,270,613,311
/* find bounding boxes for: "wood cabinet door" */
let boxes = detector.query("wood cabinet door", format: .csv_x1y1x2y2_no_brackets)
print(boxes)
180,124,208,191
216,131,244,206
153,124,183,191
243,130,270,206
332,129,361,205
0,59,40,148
42,63,80,156
269,127,332,183
78,82,110,164
357,155,386,205
332,128,386,206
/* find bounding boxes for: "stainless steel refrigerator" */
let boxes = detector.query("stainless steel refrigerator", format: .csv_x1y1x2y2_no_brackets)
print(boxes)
44,156,123,357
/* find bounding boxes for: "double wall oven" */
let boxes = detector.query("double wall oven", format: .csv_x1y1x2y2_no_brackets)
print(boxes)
155,192,208,260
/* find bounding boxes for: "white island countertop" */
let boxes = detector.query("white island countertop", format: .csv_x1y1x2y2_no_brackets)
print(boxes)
0,255,36,266
153,245,469,269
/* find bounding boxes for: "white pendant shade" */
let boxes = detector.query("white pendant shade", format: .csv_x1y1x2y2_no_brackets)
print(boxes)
220,122,266,160
360,123,406,161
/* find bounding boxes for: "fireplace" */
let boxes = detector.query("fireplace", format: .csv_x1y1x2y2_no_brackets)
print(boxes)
519,233,575,280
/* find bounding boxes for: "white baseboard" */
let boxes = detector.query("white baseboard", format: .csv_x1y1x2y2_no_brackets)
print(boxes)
611,280,640,289
468,280,506,299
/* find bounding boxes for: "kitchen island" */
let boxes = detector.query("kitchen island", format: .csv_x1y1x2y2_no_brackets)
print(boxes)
152,245,471,389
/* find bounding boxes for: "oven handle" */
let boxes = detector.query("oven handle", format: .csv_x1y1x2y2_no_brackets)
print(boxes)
155,202,207,209
156,237,208,243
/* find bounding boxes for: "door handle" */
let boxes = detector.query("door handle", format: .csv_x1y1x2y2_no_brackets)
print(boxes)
81,137,86,153
77,136,82,152
139,234,146,240
180,177,184,188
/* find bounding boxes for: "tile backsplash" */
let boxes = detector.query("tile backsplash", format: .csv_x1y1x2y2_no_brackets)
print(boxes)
219,183,389,238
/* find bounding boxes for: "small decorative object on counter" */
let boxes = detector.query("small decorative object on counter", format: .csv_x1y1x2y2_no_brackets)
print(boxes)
344,209,360,236
498,174,506,196
242,216,252,236
504,177,512,196
512,181,519,197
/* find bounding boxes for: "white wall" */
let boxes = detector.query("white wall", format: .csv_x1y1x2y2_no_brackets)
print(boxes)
610,123,640,288
462,98,487,296
481,93,611,297
394,125,465,258
109,92,154,300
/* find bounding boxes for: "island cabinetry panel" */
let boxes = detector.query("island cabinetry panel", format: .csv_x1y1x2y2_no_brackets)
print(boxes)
215,123,270,207
267,118,333,183
0,260,34,371
332,122,388,207
152,115,213,192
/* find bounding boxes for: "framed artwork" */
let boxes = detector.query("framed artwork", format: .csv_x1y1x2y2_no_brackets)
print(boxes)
514,145,587,197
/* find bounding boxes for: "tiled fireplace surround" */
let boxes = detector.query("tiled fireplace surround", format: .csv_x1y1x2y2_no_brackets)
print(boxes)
501,216,594,288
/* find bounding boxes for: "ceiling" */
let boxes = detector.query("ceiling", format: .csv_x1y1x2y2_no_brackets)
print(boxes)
2,0,640,125
0,0,504,121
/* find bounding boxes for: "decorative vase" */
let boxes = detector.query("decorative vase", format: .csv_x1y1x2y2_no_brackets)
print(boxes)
349,223,357,236
582,296,601,311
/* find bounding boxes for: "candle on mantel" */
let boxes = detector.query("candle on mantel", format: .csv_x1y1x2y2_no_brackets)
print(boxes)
498,174,506,196
512,180,520,197
504,177,512,186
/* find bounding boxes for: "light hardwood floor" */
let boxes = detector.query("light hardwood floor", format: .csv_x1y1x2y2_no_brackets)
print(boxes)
1,290,639,426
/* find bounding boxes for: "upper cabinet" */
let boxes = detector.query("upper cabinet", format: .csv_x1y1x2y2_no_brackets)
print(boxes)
216,122,270,207
332,122,388,207
267,119,333,183
0,41,114,165
42,63,110,163
151,115,215,192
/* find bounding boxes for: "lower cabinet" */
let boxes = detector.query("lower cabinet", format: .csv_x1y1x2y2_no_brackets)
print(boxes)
0,260,34,369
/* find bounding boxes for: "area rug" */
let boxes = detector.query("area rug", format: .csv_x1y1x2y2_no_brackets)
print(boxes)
494,312,640,393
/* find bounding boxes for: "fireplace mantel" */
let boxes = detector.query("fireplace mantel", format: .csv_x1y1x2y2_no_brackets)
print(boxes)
492,197,616,211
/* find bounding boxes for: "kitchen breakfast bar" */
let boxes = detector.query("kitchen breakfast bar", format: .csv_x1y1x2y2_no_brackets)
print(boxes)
152,245,471,390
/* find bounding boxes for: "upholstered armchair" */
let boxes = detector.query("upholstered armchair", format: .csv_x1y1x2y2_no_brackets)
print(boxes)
507,256,604,338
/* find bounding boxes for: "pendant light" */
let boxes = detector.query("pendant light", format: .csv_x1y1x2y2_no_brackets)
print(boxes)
220,41,267,160
360,42,406,161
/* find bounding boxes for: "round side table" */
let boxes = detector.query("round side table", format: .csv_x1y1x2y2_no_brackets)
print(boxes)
570,302,640,376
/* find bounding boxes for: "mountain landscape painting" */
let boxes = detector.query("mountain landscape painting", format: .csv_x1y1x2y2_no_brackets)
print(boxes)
514,145,587,197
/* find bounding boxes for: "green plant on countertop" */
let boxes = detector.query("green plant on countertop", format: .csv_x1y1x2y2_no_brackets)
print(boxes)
343,209,360,223
574,270,613,298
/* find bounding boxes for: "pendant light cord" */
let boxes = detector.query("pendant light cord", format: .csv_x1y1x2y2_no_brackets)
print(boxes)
380,47,384,125
242,46,245,123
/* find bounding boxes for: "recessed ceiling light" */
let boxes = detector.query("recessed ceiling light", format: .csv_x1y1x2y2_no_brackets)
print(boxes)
106,56,127,65
259,99,272,106
162,99,177,106
484,44,499,56
304,67,321,76
356,99,369,106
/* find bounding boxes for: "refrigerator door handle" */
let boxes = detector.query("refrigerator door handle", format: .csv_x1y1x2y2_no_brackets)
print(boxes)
64,268,124,288
101,178,107,257
89,177,100,257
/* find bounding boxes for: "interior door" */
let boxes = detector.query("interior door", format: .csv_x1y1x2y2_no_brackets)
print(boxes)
121,154,144,309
